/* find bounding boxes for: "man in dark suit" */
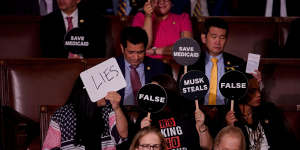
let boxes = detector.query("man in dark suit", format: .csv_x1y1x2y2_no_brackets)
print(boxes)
40,0,106,58
115,26,172,149
178,18,261,136
116,26,172,106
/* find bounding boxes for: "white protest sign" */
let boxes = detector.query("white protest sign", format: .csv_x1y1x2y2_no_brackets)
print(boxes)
246,53,261,74
80,57,127,102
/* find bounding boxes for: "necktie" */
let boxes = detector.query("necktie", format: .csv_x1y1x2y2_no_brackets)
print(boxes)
40,0,48,16
208,58,218,105
66,17,73,32
192,0,202,17
130,65,142,104
66,17,79,58
117,0,127,16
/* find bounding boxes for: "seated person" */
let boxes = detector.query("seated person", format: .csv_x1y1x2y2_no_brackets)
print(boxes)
214,125,246,150
137,74,213,150
225,78,296,150
40,0,106,58
42,79,128,149
132,0,193,59
130,126,167,150
117,26,172,106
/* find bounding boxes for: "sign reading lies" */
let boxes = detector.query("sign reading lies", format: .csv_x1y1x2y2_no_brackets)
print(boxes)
172,38,201,65
179,70,209,100
219,70,248,100
64,28,89,55
80,58,127,102
137,84,167,113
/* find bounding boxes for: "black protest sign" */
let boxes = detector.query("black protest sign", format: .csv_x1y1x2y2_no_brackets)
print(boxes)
219,70,248,100
179,70,209,100
172,38,201,66
137,84,167,113
64,28,89,55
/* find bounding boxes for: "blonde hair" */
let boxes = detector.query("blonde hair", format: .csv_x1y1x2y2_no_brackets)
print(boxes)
129,126,167,150
214,126,246,150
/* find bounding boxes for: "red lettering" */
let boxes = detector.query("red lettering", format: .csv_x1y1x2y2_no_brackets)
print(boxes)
164,136,181,149
159,118,177,128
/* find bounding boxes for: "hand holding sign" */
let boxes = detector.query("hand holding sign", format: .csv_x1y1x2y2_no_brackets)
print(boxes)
219,70,248,111
80,58,127,102
105,91,122,110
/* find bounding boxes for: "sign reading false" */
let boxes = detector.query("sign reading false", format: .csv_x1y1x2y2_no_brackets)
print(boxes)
137,84,167,113
64,28,89,55
172,38,201,66
179,70,209,100
80,57,127,102
219,70,248,100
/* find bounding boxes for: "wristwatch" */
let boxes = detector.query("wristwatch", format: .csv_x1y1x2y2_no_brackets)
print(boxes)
152,47,157,55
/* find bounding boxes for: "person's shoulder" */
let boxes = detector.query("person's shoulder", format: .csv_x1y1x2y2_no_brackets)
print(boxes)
169,12,190,19
223,52,245,65
144,56,168,66
133,12,145,18
41,10,61,25
51,104,76,120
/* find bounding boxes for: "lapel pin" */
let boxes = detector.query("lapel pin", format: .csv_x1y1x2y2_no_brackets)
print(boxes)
80,19,84,23
147,66,151,70
173,21,176,25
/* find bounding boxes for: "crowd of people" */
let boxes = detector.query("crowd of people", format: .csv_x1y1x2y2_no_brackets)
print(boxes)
39,1,297,149
22,0,296,150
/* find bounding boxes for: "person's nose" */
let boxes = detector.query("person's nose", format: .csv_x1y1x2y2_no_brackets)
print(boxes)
132,53,139,60
215,38,221,45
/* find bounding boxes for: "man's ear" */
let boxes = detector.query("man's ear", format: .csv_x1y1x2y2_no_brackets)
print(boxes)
76,0,81,4
201,33,207,44
120,44,125,54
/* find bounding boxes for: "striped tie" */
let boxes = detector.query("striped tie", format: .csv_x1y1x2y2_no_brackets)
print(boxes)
118,0,127,16
193,0,202,17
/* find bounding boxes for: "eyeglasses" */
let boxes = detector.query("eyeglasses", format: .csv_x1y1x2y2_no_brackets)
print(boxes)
138,144,161,150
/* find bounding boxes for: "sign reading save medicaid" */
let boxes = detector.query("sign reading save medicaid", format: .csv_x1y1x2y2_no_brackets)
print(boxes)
137,84,167,113
179,70,209,100
80,58,127,102
172,38,201,66
64,28,89,55
219,70,248,100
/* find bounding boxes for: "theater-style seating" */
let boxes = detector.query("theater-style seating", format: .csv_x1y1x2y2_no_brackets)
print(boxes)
0,16,300,149
0,58,299,150
0,58,97,150
0,16,299,60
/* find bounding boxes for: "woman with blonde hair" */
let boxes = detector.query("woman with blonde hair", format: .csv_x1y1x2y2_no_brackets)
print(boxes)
214,125,246,150
130,126,167,150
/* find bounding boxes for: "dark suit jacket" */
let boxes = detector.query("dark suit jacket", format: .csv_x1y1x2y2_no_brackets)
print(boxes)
177,51,247,137
178,51,246,83
40,6,106,58
116,55,172,104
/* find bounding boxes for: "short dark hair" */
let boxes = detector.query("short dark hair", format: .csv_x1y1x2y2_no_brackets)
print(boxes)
203,18,229,36
120,26,148,49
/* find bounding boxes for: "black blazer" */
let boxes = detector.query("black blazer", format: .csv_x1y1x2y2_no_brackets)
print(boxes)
116,56,172,104
40,6,106,58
